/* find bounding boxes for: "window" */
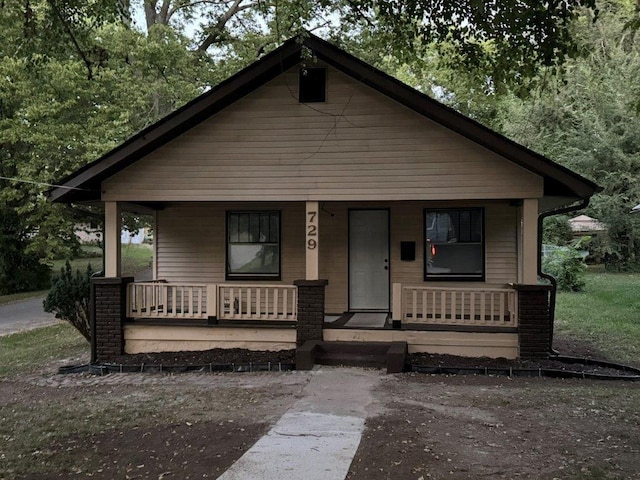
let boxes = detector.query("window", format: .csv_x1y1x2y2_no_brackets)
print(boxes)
299,67,326,102
424,208,484,280
227,212,280,279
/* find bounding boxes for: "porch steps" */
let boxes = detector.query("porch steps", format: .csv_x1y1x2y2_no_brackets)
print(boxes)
296,340,407,374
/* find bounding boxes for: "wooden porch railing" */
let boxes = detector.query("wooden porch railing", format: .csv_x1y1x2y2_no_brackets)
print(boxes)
217,284,298,321
127,282,213,319
393,284,517,327
127,282,297,322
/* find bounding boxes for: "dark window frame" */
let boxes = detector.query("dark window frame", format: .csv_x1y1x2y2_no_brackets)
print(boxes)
423,208,485,282
226,211,282,281
298,67,327,103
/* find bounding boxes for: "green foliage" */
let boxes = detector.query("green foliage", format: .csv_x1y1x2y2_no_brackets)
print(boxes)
543,215,574,246
43,261,93,342
498,1,640,271
543,247,587,292
0,206,51,295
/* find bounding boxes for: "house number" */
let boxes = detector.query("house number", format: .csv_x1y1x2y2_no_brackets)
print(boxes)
307,211,317,250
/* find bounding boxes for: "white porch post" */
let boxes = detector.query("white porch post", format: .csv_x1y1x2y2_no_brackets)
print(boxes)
104,201,122,277
521,198,539,284
305,201,319,280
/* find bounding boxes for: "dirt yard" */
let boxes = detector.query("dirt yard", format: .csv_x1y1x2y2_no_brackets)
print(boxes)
1,359,639,479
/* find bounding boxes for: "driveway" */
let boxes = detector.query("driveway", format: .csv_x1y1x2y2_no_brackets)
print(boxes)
0,295,60,336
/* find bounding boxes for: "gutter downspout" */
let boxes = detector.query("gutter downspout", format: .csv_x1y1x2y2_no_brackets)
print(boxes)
537,198,591,355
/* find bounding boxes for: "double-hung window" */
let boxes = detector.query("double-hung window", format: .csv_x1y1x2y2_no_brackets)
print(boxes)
227,212,280,279
424,208,484,280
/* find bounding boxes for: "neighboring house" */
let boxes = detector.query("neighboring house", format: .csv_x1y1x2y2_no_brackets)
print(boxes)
49,34,601,365
74,223,149,245
568,215,607,237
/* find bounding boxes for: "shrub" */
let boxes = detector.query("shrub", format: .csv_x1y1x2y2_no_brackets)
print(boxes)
43,262,93,342
542,247,587,292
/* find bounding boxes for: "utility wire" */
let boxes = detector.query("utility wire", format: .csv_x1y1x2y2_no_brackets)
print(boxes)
0,176,95,192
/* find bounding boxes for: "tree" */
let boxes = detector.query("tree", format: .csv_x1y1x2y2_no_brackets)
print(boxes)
0,0,601,289
497,0,640,270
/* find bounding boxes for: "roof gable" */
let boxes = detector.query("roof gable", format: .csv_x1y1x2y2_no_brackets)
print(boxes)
50,33,601,203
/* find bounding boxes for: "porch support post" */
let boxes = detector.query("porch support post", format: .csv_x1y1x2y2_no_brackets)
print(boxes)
294,279,328,346
514,284,553,358
91,276,133,362
104,201,122,277
521,199,539,284
305,201,319,280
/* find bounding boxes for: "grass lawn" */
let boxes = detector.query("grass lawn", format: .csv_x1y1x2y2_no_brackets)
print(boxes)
0,323,88,378
50,243,153,278
555,270,640,365
0,289,49,306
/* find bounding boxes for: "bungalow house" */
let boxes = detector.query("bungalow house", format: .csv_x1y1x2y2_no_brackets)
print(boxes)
50,34,600,365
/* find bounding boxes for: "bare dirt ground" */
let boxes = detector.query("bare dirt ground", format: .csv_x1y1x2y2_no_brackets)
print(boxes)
2,354,639,479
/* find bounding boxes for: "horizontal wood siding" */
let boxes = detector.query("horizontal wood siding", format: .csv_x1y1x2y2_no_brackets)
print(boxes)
156,202,304,284
156,201,517,313
323,329,518,359
103,66,543,202
125,325,296,353
319,202,518,313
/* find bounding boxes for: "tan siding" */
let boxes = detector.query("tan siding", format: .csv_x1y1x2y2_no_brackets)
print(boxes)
323,329,518,359
124,325,295,353
156,202,304,284
156,201,517,312
103,67,543,202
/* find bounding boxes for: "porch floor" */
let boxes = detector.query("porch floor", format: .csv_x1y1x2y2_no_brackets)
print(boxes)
324,313,391,329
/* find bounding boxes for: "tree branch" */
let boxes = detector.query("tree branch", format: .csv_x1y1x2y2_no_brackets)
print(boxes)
47,0,94,80
197,0,257,52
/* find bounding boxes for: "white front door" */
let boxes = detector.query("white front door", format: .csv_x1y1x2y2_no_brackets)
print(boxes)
349,209,389,311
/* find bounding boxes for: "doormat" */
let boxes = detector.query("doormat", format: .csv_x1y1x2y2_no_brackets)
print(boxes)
344,313,388,328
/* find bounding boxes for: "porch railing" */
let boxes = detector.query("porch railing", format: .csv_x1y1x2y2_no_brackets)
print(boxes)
127,282,297,321
127,282,213,319
217,284,298,321
393,284,517,327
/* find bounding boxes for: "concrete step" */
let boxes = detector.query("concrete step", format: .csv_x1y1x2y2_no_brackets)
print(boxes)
296,340,407,373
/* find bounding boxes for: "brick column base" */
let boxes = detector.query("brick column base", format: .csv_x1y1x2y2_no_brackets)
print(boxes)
294,279,328,346
515,284,554,359
91,277,133,362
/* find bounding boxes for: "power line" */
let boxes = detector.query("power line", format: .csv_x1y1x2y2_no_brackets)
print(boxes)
0,176,94,192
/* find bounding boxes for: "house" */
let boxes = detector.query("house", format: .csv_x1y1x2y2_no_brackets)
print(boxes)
49,34,601,365
568,215,606,237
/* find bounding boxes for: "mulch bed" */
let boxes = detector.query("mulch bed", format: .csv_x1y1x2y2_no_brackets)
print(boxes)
107,348,296,366
98,346,640,378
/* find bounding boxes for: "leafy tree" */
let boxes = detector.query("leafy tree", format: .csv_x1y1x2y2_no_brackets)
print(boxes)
0,0,601,290
497,0,640,271
544,215,574,246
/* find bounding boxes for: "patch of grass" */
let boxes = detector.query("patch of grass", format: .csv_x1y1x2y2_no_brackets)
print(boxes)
50,243,153,278
0,323,88,378
0,289,48,306
555,272,640,365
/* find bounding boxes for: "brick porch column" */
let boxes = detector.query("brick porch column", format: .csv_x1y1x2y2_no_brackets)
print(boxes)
294,279,328,346
91,277,133,363
515,284,554,359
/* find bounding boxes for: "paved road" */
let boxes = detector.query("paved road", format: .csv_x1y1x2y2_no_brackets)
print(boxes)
0,295,60,336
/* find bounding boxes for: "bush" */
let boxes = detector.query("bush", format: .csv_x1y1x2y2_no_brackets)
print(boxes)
542,247,587,292
43,262,93,342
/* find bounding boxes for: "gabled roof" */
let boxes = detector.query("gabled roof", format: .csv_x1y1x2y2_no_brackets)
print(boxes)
50,33,601,203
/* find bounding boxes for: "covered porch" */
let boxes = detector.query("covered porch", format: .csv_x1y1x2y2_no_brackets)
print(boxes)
92,197,548,361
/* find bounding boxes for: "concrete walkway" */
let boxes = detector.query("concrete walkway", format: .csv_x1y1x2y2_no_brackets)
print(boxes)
0,295,60,336
218,367,384,480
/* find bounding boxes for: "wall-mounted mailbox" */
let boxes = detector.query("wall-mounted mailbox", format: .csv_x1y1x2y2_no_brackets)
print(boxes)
400,241,416,261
